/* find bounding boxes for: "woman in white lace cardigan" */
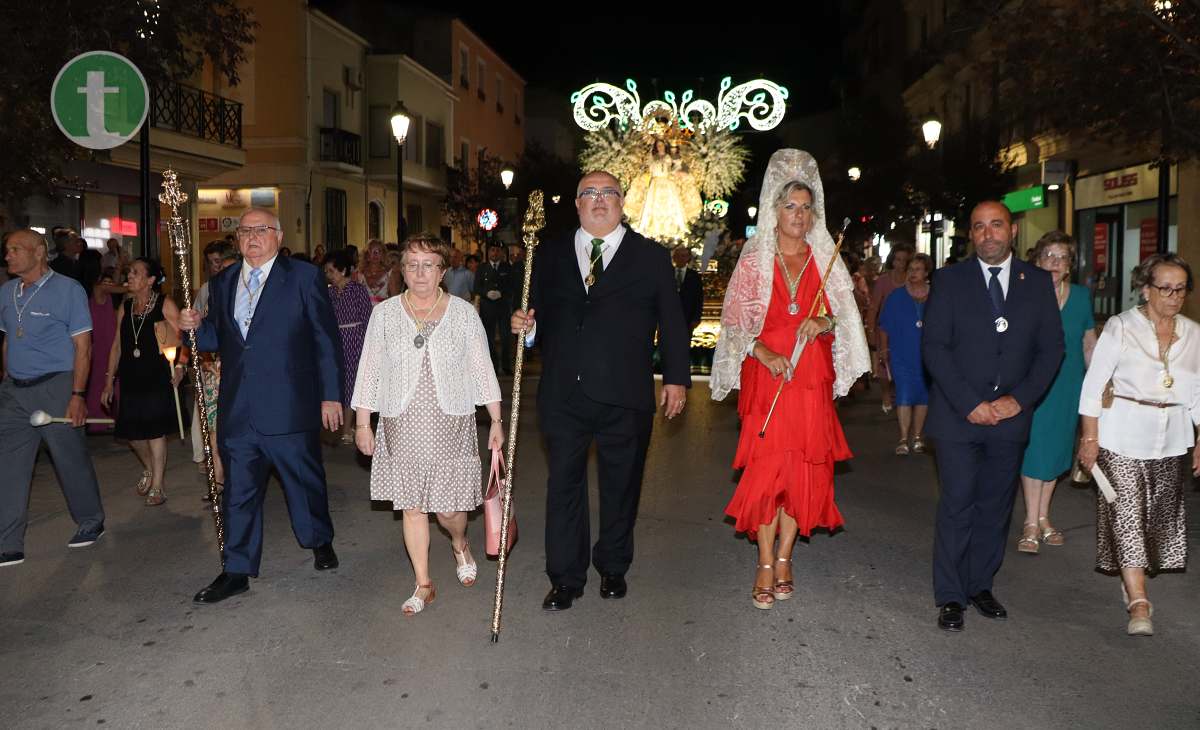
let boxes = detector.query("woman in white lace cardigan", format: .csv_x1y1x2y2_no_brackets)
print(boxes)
352,235,503,616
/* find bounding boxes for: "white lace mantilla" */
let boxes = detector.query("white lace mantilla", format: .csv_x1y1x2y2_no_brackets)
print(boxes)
710,148,871,400
351,295,501,417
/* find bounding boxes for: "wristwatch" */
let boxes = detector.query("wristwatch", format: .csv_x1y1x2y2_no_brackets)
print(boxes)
71,390,87,398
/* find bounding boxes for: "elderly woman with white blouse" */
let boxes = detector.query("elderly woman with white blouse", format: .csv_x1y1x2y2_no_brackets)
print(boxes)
352,235,503,617
1078,253,1198,638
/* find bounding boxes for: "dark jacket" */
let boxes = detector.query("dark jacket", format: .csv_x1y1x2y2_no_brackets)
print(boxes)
530,229,691,412
922,256,1064,442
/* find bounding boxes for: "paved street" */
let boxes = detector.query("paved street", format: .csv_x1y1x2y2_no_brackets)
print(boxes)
2,379,1198,729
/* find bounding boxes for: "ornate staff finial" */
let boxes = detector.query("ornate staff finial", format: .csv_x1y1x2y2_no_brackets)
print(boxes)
158,169,189,211
522,190,546,248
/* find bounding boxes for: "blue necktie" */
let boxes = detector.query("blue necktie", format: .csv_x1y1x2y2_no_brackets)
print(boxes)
987,266,1004,316
236,267,263,337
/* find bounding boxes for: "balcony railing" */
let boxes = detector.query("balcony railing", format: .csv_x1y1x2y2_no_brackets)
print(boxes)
318,127,362,167
151,80,242,148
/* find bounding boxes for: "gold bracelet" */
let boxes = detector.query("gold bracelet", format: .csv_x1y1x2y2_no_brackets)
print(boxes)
355,424,371,430
1080,436,1098,443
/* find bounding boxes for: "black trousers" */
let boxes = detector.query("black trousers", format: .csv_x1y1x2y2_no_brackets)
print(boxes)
540,386,654,588
931,438,1023,606
479,301,513,372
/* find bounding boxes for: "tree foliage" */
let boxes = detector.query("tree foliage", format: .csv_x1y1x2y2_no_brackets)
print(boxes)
0,0,256,207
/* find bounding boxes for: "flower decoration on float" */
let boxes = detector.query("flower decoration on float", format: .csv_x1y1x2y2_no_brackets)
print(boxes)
477,208,499,232
574,77,786,250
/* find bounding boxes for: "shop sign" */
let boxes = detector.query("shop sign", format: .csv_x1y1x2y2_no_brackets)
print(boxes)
199,218,220,232
1001,185,1045,214
1093,223,1109,272
1075,162,1177,209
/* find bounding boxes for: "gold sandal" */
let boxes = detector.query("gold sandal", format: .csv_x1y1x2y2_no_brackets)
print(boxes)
1017,523,1040,554
752,564,775,610
144,487,167,506
135,471,152,497
772,557,794,600
1038,517,1065,546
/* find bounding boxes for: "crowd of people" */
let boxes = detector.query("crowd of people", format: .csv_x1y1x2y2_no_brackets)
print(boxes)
0,149,1192,639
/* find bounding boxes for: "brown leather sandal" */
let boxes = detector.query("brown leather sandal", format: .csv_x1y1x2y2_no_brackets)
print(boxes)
752,564,775,610
773,557,794,600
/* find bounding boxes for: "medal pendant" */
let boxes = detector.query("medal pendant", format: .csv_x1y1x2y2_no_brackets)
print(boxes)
916,320,924,329
15,327,22,338
788,302,799,316
133,348,141,358
414,334,425,349
994,316,1009,333
585,274,595,287
1163,373,1174,389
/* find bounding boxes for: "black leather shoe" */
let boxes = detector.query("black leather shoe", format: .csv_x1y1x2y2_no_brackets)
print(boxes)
969,590,1007,619
938,602,965,632
313,543,339,571
542,585,584,611
193,572,249,603
599,574,627,599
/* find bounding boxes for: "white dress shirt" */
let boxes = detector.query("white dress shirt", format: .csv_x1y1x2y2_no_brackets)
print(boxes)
975,253,1012,298
574,225,626,284
236,254,278,323
1079,308,1200,459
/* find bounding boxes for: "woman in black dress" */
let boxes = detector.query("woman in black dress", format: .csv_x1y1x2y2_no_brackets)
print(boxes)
101,258,182,506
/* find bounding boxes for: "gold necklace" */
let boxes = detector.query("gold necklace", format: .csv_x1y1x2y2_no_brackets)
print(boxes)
405,289,442,349
584,247,604,287
776,247,811,316
1143,306,1178,388
129,292,157,358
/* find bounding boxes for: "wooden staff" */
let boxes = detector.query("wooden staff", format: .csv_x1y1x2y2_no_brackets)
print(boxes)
159,170,225,564
490,190,545,644
759,219,851,438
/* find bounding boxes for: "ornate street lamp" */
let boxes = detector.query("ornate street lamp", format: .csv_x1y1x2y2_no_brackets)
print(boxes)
500,167,515,190
921,118,943,149
848,166,862,182
748,205,758,219
390,101,412,242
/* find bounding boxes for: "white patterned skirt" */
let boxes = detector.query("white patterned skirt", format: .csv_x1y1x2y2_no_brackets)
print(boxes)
1095,448,1188,574
369,354,483,513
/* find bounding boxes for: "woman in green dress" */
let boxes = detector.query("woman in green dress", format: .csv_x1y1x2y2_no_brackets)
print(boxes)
1018,232,1097,553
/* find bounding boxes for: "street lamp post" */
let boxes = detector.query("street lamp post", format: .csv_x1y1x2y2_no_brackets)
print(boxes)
390,101,411,243
921,118,943,149
848,166,862,182
747,205,757,219
500,167,514,190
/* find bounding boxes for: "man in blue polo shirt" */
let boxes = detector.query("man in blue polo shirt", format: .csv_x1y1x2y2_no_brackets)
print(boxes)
0,229,105,567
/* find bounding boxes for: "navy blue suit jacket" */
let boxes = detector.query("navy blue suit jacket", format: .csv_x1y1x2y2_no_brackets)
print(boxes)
922,256,1064,442
529,228,691,413
195,256,343,436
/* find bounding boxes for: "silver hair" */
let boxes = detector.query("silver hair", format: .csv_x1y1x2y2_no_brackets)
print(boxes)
239,207,282,230
577,170,623,194
773,181,817,213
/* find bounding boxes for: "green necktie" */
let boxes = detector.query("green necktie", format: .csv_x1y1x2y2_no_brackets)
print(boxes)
588,237,605,286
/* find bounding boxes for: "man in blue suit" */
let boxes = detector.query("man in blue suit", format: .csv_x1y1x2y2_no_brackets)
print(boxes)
922,201,1064,631
179,208,344,604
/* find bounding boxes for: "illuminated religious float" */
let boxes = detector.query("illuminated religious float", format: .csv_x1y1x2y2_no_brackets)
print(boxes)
571,78,789,372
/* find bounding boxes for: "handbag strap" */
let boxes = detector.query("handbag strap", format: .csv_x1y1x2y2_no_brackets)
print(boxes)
486,447,506,498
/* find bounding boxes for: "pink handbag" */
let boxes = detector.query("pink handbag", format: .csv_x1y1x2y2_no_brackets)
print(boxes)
483,448,517,557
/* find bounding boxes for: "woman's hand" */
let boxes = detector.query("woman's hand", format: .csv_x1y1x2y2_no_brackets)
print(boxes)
1078,439,1099,472
100,383,114,409
488,421,505,451
796,316,828,343
1192,438,1200,477
753,343,793,381
171,364,185,387
355,425,375,456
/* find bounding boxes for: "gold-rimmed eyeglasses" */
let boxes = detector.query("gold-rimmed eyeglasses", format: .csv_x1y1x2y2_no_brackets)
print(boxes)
235,225,280,239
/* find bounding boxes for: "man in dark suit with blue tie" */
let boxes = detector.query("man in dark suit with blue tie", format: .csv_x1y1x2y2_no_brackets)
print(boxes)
179,208,344,604
922,201,1064,631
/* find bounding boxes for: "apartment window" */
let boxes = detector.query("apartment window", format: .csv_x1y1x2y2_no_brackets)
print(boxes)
477,59,486,100
324,188,347,250
322,89,339,128
368,201,383,240
406,204,423,235
368,105,392,158
404,113,423,164
459,45,470,88
495,75,504,114
425,121,445,169
459,139,470,169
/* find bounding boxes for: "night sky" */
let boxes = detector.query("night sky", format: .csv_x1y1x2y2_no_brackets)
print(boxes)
458,11,846,115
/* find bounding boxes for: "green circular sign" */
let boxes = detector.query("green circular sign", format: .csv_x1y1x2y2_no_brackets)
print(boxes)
51,51,149,150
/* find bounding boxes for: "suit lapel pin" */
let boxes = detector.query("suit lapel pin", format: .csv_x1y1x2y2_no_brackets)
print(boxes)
1019,272,1025,280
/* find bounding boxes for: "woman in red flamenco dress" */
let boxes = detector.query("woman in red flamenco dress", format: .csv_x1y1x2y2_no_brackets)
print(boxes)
710,149,871,610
